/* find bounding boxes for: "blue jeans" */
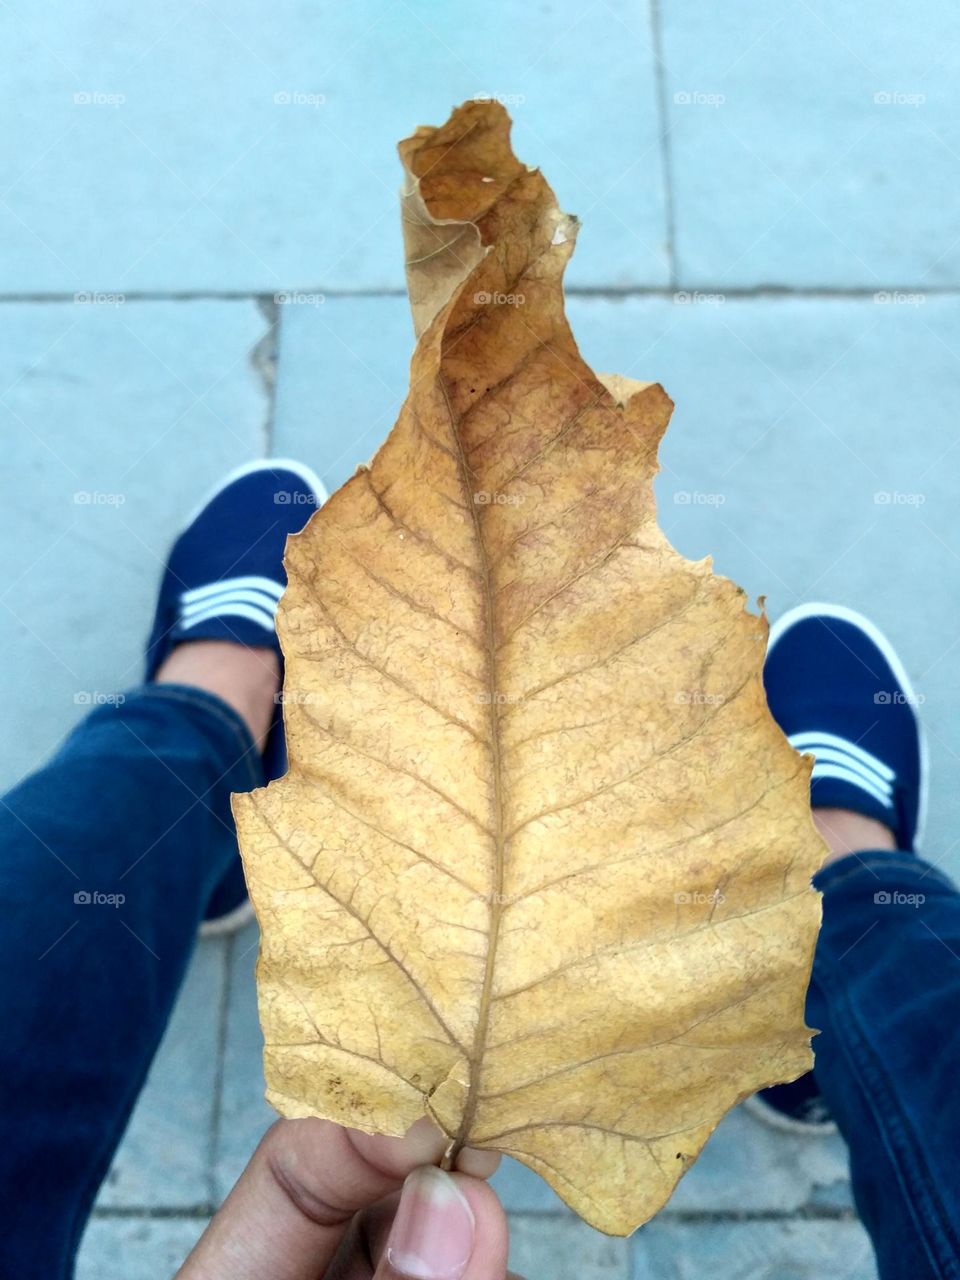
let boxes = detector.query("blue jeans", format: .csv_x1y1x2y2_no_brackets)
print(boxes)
0,686,262,1279
1,688,959,1278
809,852,960,1277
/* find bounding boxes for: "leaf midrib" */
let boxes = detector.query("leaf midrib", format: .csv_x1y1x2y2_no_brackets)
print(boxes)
440,374,506,1159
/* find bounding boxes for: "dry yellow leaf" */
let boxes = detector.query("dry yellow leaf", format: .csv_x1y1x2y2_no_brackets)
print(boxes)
233,100,825,1236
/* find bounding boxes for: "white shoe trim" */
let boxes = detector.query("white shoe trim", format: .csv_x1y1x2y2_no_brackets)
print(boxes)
767,602,928,850
180,602,276,632
789,732,895,784
183,457,329,528
181,590,280,622
182,576,284,606
810,762,894,809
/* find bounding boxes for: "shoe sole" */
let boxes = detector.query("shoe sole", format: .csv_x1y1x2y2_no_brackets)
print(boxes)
740,1092,839,1137
199,897,257,938
767,601,929,852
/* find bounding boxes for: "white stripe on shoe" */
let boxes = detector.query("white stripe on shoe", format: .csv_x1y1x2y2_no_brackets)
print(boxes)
180,601,277,633
789,730,895,782
808,763,894,809
180,588,282,621
181,576,284,606
788,731,896,809
801,747,893,797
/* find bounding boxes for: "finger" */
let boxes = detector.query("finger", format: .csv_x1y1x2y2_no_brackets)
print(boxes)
177,1117,498,1280
370,1168,509,1280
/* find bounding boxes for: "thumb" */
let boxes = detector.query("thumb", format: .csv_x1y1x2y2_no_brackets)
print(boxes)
373,1166,510,1280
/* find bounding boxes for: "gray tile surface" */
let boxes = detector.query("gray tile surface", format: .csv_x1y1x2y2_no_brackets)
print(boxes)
94,938,226,1210
660,0,960,287
510,1214,632,1279
0,299,269,794
76,1216,207,1279
0,0,667,294
632,1218,875,1279
214,923,277,1201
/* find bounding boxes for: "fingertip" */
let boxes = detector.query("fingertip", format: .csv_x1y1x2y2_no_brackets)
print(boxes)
447,1173,509,1280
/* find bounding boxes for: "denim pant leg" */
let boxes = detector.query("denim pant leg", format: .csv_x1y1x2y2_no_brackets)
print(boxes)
0,684,262,1280
809,850,960,1280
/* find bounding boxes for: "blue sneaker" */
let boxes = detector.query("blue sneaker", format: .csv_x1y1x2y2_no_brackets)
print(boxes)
745,602,927,1134
764,602,926,853
145,458,327,934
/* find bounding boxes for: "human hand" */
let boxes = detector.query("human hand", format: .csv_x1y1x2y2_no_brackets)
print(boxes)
177,1115,521,1279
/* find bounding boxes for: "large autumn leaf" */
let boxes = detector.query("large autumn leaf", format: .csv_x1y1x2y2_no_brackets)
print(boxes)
233,100,825,1235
